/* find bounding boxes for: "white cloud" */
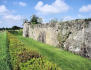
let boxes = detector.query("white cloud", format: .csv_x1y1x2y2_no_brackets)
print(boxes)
79,4,91,12
13,1,27,7
35,0,69,14
78,14,85,19
2,14,23,28
0,5,8,13
0,5,23,27
77,14,91,19
0,5,14,16
1,14,24,28
62,16,74,21
3,14,23,21
19,2,27,7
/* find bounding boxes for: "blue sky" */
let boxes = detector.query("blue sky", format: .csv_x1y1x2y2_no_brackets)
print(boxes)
0,0,91,28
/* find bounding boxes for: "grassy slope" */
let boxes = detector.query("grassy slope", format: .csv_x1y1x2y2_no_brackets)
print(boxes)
0,32,10,70
15,34,91,70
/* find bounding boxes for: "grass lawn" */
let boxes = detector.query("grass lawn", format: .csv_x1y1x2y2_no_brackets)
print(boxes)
15,34,91,70
0,32,10,70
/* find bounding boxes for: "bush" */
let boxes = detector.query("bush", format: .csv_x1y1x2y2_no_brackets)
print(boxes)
20,57,61,70
7,32,61,70
18,50,41,63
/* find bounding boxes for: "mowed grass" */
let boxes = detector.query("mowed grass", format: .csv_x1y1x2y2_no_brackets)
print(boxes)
0,32,10,70
14,33,91,70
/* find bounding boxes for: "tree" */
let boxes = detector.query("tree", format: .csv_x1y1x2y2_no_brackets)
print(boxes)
49,18,58,24
49,18,58,27
38,18,43,24
30,15,42,24
24,19,28,23
30,15,39,24
12,26,21,30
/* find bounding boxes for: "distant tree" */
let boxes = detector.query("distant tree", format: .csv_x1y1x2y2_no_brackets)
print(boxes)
38,18,43,24
2,27,5,30
6,28,8,30
30,15,41,24
49,18,58,27
24,19,28,23
12,26,21,30
49,18,58,24
85,18,91,21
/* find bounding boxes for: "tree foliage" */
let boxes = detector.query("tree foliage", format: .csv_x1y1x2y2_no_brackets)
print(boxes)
12,26,21,30
49,18,58,24
30,15,42,24
30,15,38,24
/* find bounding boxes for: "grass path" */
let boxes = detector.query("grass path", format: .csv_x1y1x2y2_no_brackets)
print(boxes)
0,32,10,70
15,35,91,70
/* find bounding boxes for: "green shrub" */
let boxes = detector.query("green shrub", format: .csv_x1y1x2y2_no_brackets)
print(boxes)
7,32,61,70
20,57,61,70
18,49,41,63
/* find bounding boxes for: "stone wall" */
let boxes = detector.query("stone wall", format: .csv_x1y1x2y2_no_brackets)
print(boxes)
23,19,91,58
28,23,59,46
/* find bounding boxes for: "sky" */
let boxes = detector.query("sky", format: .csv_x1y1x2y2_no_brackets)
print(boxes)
0,0,91,28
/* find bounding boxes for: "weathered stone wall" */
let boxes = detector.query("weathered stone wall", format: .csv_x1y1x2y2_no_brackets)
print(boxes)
58,20,91,57
23,22,29,37
23,19,91,58
28,23,59,46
